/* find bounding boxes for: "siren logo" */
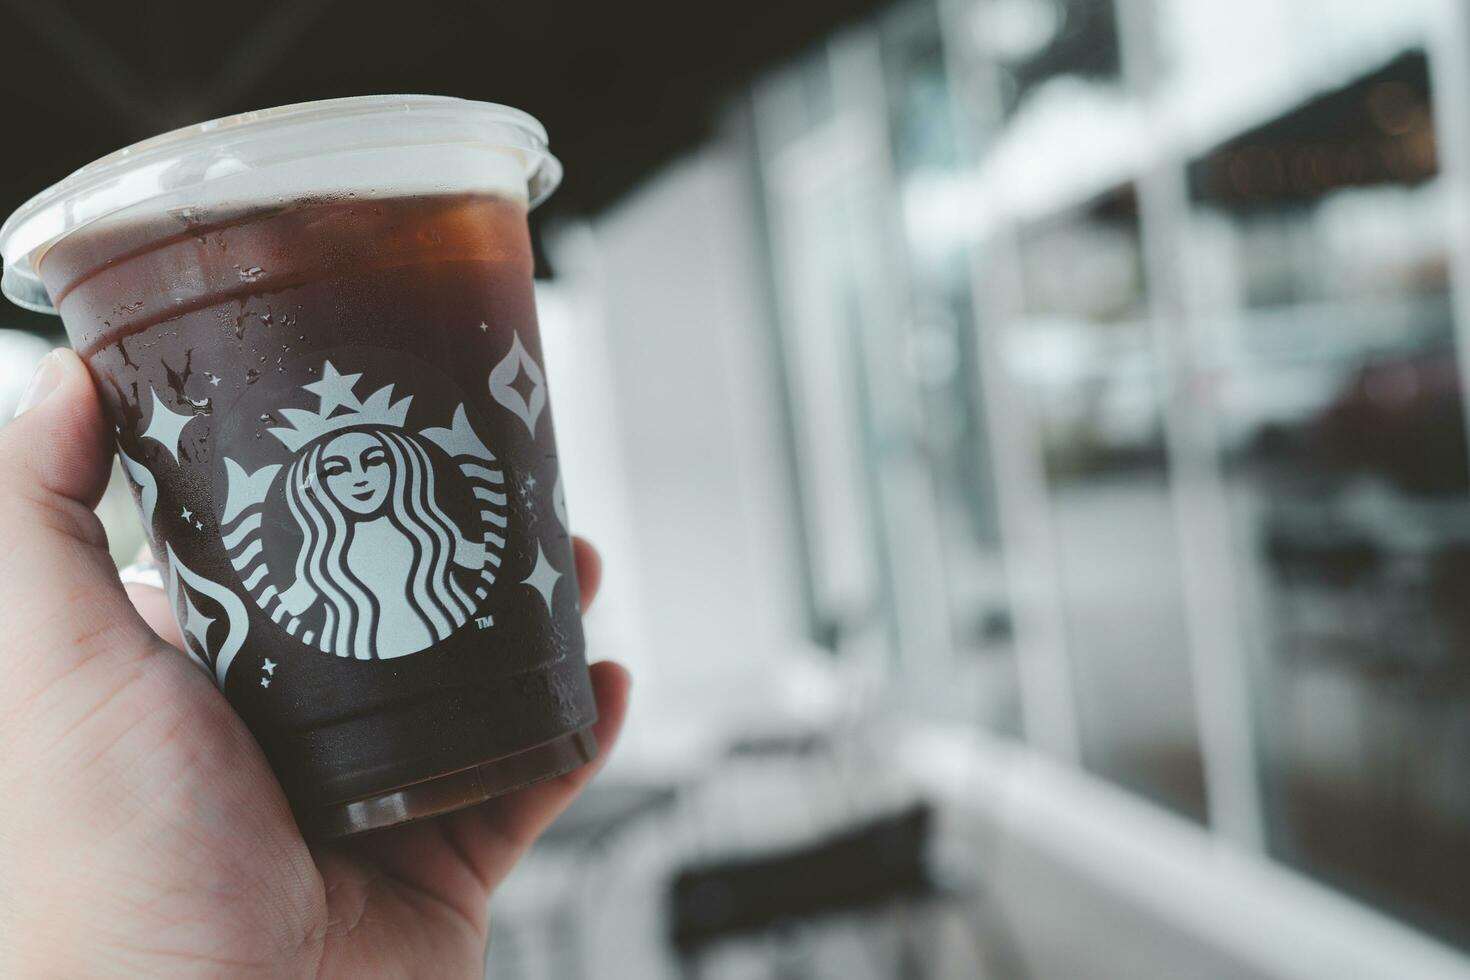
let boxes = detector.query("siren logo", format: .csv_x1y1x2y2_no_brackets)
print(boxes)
217,358,508,660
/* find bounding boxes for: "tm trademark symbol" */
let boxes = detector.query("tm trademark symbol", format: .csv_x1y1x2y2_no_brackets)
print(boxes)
476,615,495,630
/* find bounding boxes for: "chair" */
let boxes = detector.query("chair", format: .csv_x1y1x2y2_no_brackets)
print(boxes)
668,803,940,978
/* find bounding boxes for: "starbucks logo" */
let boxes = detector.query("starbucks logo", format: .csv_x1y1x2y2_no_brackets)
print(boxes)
216,358,507,660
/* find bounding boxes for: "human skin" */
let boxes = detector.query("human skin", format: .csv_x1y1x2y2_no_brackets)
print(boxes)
0,349,631,978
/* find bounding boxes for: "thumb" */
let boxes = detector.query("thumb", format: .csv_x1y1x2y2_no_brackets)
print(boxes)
0,349,159,706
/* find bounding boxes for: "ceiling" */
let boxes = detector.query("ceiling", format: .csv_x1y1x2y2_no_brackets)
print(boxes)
0,0,889,330
0,0,888,219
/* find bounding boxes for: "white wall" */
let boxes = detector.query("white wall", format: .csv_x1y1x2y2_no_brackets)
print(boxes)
545,128,814,766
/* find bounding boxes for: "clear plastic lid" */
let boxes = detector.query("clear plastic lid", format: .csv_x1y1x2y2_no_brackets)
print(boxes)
0,95,562,314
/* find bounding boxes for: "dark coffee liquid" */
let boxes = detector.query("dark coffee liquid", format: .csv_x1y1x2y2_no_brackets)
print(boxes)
40,194,597,832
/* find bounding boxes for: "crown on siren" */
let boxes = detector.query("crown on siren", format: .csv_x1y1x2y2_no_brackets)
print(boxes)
266,360,413,452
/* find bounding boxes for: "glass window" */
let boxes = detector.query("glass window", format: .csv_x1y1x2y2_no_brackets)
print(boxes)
882,0,1022,736
754,57,890,654
1186,45,1470,946
1007,184,1210,822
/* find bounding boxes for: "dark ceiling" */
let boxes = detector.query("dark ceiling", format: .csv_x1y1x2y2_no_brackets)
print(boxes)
0,0,887,218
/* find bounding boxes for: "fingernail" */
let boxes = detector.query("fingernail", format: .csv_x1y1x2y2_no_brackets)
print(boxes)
14,351,64,418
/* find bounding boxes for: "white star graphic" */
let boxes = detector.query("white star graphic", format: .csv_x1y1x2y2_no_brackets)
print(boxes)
195,520,204,531
208,375,222,387
479,321,489,332
180,507,193,521
302,360,363,418
522,542,562,615
553,472,568,531
260,677,271,689
263,659,277,675
525,474,537,491
140,387,197,464
488,332,546,436
180,589,215,649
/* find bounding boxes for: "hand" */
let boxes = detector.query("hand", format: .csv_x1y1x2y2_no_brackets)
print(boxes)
0,350,631,978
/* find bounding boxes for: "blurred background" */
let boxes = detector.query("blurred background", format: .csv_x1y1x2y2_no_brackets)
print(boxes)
4,0,1470,977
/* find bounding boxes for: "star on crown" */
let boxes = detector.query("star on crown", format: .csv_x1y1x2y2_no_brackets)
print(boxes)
267,361,412,452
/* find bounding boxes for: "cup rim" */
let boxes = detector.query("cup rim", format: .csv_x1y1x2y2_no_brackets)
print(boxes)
0,95,562,315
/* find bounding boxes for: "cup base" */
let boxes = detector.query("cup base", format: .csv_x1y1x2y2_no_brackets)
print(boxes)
304,726,600,838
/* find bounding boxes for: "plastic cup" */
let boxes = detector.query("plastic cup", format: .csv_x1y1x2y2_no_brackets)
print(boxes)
0,95,597,836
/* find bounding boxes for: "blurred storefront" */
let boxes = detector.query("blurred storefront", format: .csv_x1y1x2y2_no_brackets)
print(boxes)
502,0,1470,972
722,0,1470,971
